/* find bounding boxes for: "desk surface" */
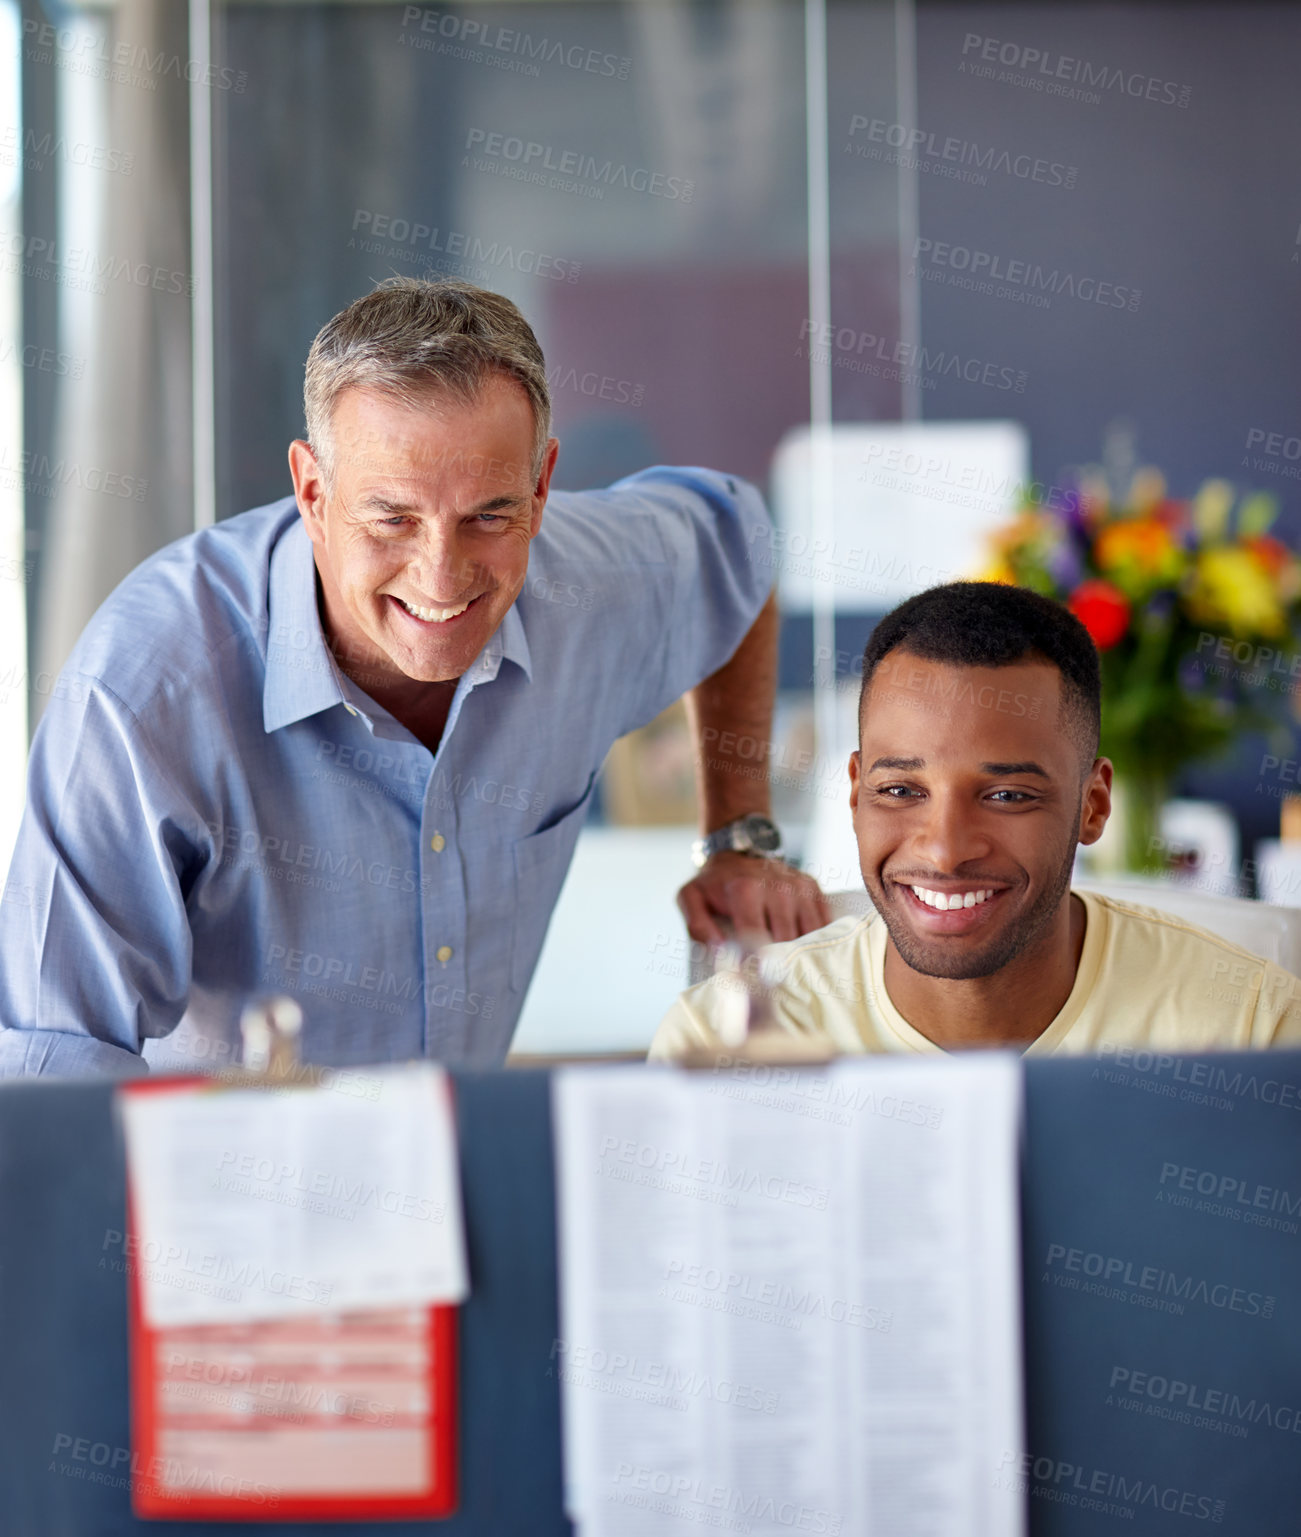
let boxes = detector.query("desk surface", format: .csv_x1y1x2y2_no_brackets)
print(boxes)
2,1056,1299,1535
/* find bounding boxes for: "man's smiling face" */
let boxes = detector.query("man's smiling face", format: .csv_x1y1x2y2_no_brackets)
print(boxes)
292,375,557,691
849,651,1105,980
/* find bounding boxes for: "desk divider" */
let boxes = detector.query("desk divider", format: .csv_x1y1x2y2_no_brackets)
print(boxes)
1,1054,1298,1534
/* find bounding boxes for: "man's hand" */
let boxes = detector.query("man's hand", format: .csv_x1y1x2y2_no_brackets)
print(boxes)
677,852,832,948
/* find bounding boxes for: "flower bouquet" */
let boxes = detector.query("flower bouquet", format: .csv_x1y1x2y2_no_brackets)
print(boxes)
985,467,1301,871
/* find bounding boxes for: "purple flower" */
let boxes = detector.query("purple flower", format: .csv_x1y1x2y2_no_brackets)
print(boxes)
1177,654,1204,692
1056,480,1090,539
1046,538,1083,593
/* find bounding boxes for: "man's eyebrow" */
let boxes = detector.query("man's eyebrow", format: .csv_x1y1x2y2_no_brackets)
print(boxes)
469,494,524,514
866,756,1052,779
356,493,415,513
868,756,925,772
981,761,1050,778
353,493,525,514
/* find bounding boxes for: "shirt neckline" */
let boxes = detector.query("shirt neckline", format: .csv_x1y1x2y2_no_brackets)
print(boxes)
864,889,1107,1055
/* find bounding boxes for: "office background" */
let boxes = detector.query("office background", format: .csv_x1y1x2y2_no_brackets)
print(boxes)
4,0,1300,1046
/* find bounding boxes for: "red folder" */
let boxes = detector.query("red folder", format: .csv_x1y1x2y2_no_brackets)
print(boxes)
121,1080,458,1521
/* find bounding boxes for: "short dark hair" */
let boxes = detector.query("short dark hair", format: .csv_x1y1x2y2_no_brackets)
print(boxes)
859,581,1101,762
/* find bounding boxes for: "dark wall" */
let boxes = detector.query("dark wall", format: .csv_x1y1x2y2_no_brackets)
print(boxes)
908,3,1301,859
913,3,1301,528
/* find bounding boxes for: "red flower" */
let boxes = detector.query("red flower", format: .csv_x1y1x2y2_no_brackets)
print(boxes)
1069,580,1130,649
1245,534,1289,577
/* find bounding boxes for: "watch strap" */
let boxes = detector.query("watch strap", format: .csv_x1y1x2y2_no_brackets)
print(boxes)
691,814,783,868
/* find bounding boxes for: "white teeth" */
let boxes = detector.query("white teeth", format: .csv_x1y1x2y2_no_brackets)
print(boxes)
909,886,995,911
399,596,472,623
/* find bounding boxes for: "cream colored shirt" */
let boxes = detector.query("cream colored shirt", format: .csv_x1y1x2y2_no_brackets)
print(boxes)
649,890,1301,1060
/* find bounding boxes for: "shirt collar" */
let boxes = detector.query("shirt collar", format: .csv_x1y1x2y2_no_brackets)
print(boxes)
477,600,532,685
263,517,349,733
262,517,533,734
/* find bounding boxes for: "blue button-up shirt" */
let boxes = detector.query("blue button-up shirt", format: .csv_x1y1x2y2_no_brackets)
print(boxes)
0,468,772,1077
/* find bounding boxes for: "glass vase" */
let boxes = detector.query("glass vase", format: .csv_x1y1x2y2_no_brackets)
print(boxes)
1116,770,1172,876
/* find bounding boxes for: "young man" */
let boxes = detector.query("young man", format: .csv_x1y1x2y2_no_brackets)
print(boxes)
651,581,1301,1059
0,278,826,1077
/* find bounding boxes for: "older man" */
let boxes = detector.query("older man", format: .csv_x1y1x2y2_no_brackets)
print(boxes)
0,278,826,1076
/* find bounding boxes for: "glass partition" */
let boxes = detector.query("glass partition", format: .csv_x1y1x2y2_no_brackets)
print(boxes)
7,0,1301,1050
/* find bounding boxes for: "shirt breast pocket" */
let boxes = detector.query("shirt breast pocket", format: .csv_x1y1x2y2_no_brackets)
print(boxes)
510,773,598,992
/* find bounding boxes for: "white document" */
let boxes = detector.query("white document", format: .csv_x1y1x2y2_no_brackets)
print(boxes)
553,1056,1023,1537
119,1063,468,1327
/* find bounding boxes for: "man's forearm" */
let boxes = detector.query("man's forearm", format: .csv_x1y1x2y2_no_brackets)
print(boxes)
684,588,778,833
677,587,830,945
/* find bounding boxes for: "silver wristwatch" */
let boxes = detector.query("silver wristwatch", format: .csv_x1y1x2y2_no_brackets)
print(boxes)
691,813,783,870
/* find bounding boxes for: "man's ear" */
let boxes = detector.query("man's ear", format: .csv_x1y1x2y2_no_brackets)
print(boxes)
1077,757,1114,846
530,438,560,536
848,750,861,813
289,440,328,539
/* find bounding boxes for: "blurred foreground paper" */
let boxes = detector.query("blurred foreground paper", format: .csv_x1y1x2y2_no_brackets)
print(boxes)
118,1065,464,1520
127,1305,458,1521
553,1057,1024,1537
119,1063,468,1328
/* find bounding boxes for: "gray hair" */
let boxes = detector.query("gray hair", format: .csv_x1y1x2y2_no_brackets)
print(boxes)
303,277,552,484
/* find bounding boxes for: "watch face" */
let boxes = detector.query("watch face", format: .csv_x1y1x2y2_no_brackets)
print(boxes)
742,814,782,853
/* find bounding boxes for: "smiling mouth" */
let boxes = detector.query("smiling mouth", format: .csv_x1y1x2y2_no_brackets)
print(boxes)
908,884,998,911
894,880,1012,928
391,593,481,625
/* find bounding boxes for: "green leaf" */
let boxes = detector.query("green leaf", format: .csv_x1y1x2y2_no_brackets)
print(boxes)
1236,492,1278,538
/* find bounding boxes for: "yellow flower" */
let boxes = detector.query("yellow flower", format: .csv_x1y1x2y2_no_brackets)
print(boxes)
1128,467,1167,512
1093,517,1185,596
1077,471,1110,526
992,510,1045,551
1185,546,1287,638
1191,480,1234,542
1096,518,1175,570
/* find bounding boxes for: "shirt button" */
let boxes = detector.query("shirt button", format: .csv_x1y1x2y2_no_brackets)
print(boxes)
436,945,453,964
430,833,446,853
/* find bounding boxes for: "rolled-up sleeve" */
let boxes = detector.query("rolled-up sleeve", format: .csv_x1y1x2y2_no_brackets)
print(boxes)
610,466,775,727
0,677,199,1078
